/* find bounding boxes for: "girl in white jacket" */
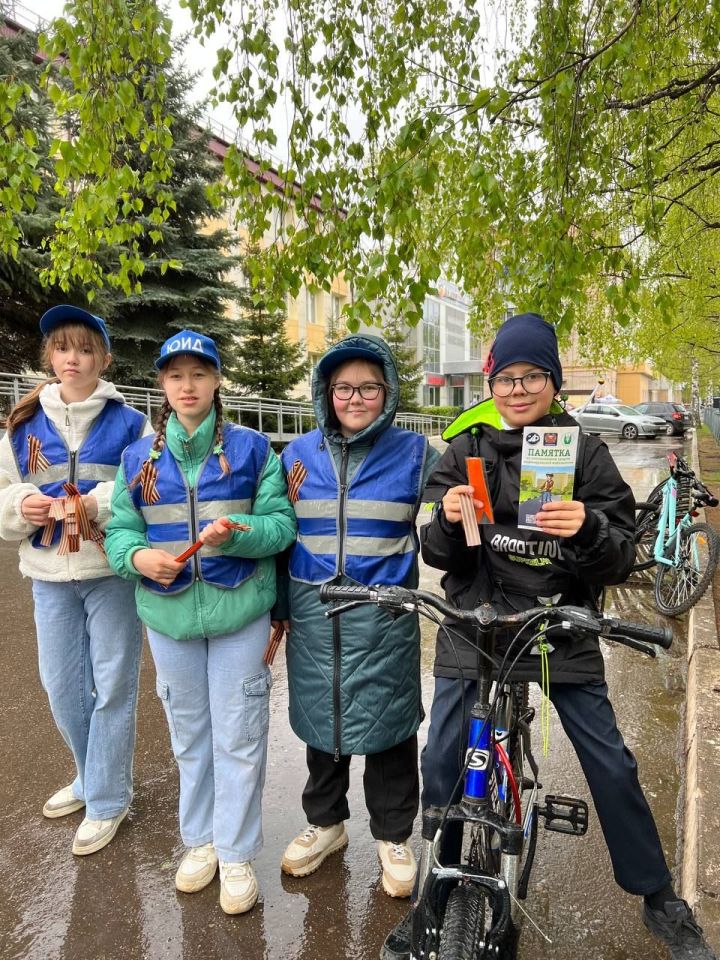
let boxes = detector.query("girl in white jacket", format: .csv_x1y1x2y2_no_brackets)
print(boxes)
0,305,150,856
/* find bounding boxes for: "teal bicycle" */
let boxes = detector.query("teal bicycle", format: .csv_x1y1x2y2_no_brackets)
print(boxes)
633,452,719,616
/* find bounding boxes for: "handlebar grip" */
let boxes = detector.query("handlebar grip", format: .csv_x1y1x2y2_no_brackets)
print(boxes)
319,583,374,603
604,617,673,649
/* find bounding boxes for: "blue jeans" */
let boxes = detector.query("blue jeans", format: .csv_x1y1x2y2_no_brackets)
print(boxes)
147,614,272,863
421,677,671,896
32,576,143,820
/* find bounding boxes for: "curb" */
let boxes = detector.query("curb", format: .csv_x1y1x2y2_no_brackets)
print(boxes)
682,436,720,942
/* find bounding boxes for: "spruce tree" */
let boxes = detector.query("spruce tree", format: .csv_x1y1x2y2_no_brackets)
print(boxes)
381,317,423,411
0,30,79,371
228,295,307,398
94,47,245,384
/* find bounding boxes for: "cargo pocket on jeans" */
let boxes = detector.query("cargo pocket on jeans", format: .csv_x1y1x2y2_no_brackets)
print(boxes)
243,671,272,741
156,679,178,740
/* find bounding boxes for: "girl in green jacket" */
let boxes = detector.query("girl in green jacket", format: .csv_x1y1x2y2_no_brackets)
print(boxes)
105,331,295,916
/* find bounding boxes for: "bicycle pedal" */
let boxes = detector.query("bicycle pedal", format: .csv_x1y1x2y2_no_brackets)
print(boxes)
538,794,589,836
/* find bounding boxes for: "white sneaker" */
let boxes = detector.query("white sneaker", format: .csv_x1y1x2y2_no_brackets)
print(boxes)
281,823,348,877
377,840,417,898
43,785,85,819
176,843,218,893
72,809,128,856
219,861,258,914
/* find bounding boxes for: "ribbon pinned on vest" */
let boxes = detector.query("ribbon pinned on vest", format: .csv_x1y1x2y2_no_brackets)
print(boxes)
40,483,105,555
27,435,51,474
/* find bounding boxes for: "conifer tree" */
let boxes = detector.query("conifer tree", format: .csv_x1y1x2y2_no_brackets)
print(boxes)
228,295,307,398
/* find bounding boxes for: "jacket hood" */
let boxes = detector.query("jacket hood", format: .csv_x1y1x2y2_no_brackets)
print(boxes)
442,396,569,441
312,334,399,443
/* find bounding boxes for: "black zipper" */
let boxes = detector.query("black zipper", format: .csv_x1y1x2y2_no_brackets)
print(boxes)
68,450,77,484
332,614,342,761
188,486,200,580
336,441,349,573
333,439,349,761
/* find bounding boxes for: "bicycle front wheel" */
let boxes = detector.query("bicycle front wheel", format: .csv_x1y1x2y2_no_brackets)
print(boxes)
654,522,719,616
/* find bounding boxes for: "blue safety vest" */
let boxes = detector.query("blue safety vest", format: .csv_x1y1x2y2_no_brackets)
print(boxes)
282,427,427,585
10,400,146,549
122,425,270,595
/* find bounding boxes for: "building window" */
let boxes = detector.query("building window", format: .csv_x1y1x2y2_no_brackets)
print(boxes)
423,299,441,372
327,292,344,338
424,385,441,406
306,289,317,325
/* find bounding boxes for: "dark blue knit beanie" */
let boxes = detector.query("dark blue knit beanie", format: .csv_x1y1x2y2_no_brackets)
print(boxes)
484,312,562,391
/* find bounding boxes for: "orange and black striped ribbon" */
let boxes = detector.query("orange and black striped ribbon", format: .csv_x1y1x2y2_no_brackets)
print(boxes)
27,435,50,474
287,460,308,505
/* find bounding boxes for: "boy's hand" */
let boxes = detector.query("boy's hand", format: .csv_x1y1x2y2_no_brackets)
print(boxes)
199,517,236,547
442,485,484,524
20,493,53,525
132,548,185,587
535,500,586,537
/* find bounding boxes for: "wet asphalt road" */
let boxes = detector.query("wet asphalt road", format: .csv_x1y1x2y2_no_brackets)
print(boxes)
0,434,691,960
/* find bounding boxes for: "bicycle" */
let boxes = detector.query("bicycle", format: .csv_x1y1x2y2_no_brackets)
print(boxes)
631,452,718,616
319,582,672,960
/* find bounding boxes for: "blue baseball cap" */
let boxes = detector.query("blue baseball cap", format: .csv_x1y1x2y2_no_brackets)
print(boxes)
155,330,221,371
40,304,111,349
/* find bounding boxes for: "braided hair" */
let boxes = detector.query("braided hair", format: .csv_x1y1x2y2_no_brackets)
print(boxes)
212,389,231,475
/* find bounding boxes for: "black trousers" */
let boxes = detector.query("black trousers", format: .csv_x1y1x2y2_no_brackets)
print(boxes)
302,734,419,842
421,678,672,896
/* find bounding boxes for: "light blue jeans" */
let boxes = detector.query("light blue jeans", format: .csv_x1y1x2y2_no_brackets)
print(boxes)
147,613,272,863
32,576,143,820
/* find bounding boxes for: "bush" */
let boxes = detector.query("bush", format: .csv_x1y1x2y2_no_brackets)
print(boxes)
416,405,462,418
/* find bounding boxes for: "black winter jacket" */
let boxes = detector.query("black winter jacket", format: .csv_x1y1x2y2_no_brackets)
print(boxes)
421,400,636,684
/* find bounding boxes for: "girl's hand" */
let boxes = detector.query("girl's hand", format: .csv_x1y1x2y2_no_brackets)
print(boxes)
441,485,484,525
199,517,236,547
81,495,99,521
20,493,53,526
535,500,586,537
132,548,185,587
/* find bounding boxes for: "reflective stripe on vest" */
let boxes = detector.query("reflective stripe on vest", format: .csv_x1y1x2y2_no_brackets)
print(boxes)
10,401,146,548
122,425,269,594
282,427,426,585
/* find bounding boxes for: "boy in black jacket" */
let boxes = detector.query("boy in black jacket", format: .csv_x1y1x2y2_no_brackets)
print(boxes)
381,313,716,960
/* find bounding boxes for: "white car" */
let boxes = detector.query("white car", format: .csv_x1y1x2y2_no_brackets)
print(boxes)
572,403,667,440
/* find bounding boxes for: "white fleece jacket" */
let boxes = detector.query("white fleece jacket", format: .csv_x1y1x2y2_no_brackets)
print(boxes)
0,380,152,582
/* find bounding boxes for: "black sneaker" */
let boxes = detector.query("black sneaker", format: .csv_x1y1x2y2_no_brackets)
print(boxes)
643,899,719,959
380,909,412,960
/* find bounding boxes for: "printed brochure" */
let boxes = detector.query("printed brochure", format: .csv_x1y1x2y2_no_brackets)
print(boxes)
518,426,579,531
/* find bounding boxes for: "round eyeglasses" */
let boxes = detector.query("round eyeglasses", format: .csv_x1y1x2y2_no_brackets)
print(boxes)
330,382,386,401
488,370,552,397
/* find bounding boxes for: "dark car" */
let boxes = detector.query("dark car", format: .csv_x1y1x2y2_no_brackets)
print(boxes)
634,401,691,436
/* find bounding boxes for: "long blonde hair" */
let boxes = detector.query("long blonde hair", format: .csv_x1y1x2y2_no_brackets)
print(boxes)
4,324,110,435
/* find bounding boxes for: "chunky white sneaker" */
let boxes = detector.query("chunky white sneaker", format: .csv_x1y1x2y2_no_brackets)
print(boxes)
219,861,258,915
176,843,218,893
43,785,85,819
377,840,417,898
281,823,348,877
72,809,128,856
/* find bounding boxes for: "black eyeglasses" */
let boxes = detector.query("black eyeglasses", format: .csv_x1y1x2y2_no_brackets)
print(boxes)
488,370,552,397
330,382,386,400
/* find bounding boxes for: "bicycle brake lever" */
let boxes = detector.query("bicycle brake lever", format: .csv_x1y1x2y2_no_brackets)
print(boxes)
323,600,369,618
600,632,656,658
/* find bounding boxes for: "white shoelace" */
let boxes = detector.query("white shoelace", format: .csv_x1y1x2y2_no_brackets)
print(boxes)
300,825,322,843
387,843,410,861
222,862,251,881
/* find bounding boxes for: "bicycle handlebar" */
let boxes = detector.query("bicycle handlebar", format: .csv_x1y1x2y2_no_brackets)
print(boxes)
318,584,673,651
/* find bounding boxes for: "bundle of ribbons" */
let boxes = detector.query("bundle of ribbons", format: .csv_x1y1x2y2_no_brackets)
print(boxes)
40,483,105,555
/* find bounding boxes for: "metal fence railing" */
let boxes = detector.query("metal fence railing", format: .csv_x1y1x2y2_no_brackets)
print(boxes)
0,373,452,442
704,408,720,443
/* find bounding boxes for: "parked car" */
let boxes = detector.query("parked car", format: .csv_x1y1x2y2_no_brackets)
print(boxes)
634,401,691,436
572,403,667,440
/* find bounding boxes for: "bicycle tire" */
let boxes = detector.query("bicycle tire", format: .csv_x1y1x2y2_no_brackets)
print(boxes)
437,884,518,960
633,502,660,571
654,522,719,616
